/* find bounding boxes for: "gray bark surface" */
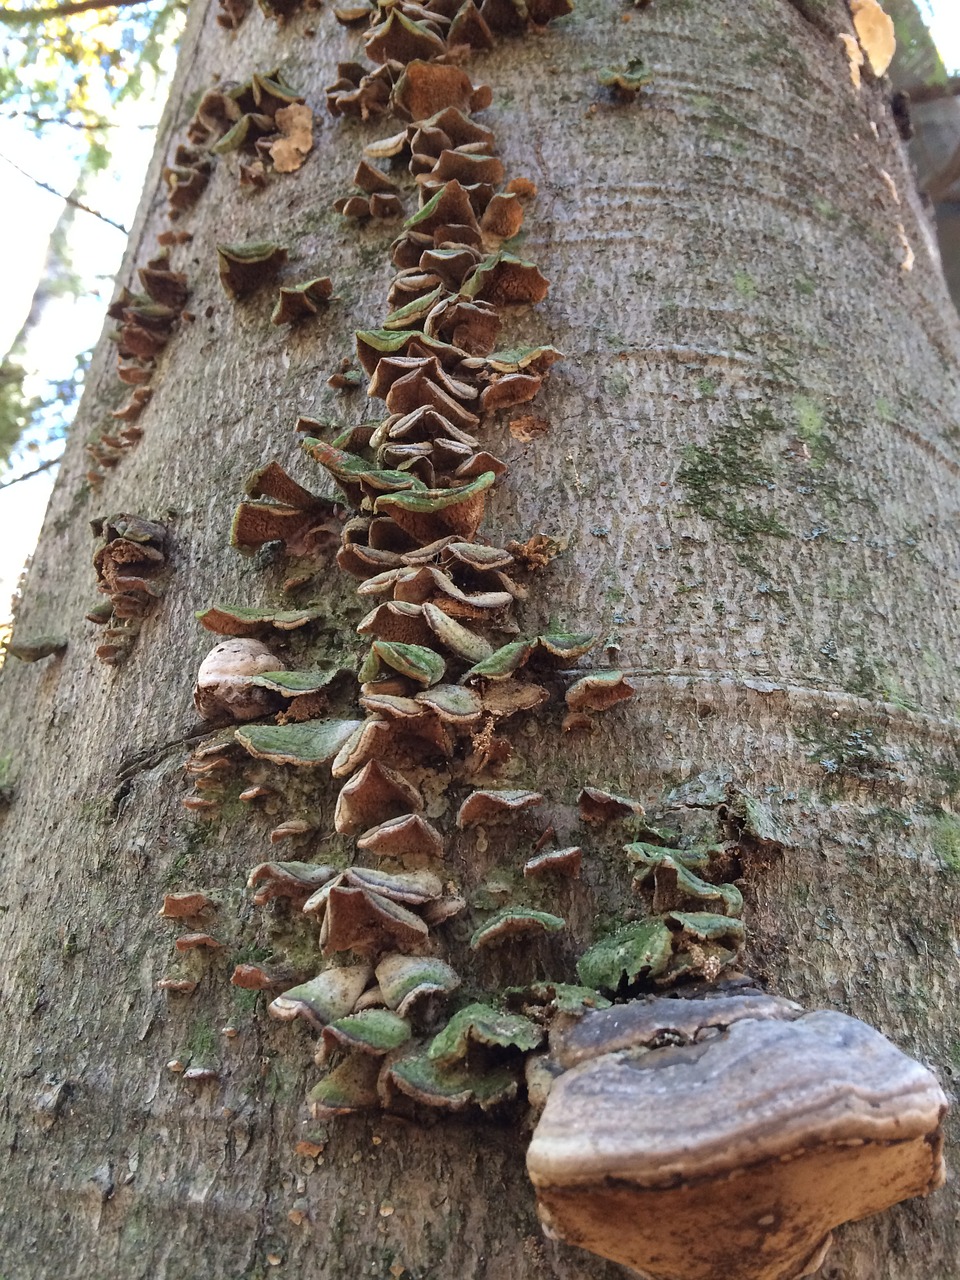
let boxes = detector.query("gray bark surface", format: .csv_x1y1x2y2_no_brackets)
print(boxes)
1,0,960,1277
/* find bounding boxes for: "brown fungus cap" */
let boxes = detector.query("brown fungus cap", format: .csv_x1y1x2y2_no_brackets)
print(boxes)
480,191,524,240
271,277,333,325
248,861,340,905
391,61,490,122
159,892,216,920
217,241,288,301
527,1006,948,1280
448,0,493,48
174,933,222,952
230,964,277,990
457,788,544,828
365,9,447,64
374,472,495,544
524,847,582,879
327,62,402,121
309,1055,382,1119
565,671,635,713
357,600,435,646
480,372,542,412
578,786,644,825
320,884,430,954
404,179,480,238
357,811,445,860
375,952,461,1016
471,906,565,950
334,759,423,834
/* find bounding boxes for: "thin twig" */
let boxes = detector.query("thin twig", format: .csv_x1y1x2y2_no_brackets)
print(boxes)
0,0,153,25
0,109,157,131
0,152,128,233
0,455,61,491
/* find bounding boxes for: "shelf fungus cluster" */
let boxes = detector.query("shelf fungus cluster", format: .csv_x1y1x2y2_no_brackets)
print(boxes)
87,244,191,484
527,992,948,1280
161,4,949,1276
85,514,170,665
174,68,314,210
172,0,645,1130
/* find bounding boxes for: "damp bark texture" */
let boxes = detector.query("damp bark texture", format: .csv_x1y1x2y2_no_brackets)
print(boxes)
1,0,960,1277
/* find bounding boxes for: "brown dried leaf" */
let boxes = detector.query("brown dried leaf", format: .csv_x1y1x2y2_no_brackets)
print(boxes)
269,104,314,173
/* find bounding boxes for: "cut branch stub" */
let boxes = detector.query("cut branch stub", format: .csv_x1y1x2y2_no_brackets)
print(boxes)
526,999,948,1280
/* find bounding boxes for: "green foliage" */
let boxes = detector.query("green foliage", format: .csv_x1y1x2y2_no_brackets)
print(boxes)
1,0,184,145
0,0,184,469
0,360,43,465
0,347,89,473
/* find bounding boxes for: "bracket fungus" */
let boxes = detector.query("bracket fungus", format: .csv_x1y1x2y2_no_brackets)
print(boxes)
471,906,565,950
457,788,543,827
217,241,289,300
597,59,653,101
193,638,287,722
577,785,644,825
236,718,364,767
526,995,947,1280
271,277,333,325
89,513,170,663
3,635,67,663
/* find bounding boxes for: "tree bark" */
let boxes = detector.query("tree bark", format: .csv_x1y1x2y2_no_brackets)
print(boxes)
1,0,959,1278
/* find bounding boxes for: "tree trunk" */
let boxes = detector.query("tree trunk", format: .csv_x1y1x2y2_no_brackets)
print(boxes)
1,0,959,1277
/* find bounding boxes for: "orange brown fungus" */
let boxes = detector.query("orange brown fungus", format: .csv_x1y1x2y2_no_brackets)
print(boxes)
86,513,170,665
175,69,312,208
182,0,645,1128
85,246,192,485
